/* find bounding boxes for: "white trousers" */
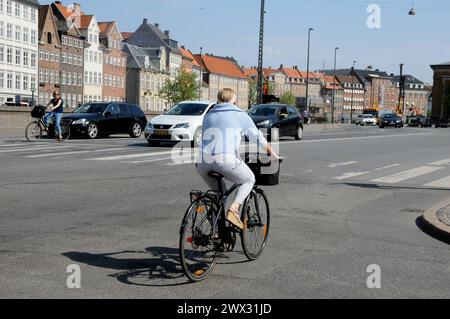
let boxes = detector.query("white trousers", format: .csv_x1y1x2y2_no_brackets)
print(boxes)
196,153,256,205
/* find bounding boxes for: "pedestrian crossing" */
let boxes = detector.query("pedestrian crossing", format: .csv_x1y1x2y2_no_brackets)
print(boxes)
1,139,450,189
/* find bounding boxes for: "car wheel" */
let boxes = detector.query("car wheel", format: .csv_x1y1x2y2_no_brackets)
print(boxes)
191,127,202,148
87,123,99,139
130,122,142,138
295,126,303,140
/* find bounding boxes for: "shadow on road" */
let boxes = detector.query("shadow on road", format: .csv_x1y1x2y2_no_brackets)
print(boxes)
415,217,450,245
63,247,191,287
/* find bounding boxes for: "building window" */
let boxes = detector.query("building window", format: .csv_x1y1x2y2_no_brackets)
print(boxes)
30,51,36,67
0,71,4,89
6,0,11,15
15,74,20,90
0,21,4,38
30,8,36,22
15,25,20,41
31,76,36,90
23,27,28,43
31,30,36,44
7,72,12,89
47,32,52,44
0,45,3,63
15,49,21,65
23,75,28,91
61,72,66,85
23,50,28,66
6,23,12,39
14,3,19,17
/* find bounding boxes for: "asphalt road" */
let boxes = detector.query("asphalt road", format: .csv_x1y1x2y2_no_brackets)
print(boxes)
0,125,449,299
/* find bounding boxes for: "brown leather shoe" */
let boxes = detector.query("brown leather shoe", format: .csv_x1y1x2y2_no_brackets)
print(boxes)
227,211,244,230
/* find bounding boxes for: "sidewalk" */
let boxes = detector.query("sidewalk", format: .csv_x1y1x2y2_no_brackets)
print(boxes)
421,199,450,242
0,128,25,138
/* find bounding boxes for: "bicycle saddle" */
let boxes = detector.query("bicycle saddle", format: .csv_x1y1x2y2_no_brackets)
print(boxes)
208,172,224,180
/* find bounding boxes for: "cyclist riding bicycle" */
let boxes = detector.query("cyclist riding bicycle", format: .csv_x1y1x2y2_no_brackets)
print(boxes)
196,88,280,230
43,90,64,141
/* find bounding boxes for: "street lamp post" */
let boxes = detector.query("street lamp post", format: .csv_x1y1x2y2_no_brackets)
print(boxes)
199,47,203,99
331,47,339,123
257,0,266,105
31,88,36,108
350,60,356,124
305,28,313,114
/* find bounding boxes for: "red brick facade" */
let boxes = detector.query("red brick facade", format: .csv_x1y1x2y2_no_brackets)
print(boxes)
99,22,126,102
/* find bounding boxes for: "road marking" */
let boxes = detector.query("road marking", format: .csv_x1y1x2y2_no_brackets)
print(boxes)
374,164,400,171
25,148,129,158
298,132,429,144
335,171,371,180
0,143,29,148
429,159,450,166
125,156,174,164
371,166,444,184
88,150,174,161
329,161,359,168
424,176,450,188
0,145,73,153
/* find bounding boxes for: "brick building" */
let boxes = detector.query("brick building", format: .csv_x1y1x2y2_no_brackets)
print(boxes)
193,53,249,109
318,73,344,121
336,74,365,120
99,21,127,102
430,62,450,124
38,5,61,106
51,1,85,107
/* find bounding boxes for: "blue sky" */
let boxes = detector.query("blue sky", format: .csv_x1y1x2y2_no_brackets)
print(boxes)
61,0,450,83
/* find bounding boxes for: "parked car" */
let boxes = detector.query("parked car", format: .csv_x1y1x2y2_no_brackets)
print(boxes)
409,116,432,128
144,101,216,146
248,104,304,141
379,114,404,128
60,102,147,139
357,114,376,126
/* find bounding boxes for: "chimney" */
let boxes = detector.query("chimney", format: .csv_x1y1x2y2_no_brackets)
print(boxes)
73,3,81,17
164,30,170,37
155,23,159,28
143,18,148,24
280,64,283,69
181,45,185,49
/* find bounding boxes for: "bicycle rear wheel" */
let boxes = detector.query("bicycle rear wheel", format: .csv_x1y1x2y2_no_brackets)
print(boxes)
241,189,270,261
179,199,218,282
25,121,43,142
60,122,71,141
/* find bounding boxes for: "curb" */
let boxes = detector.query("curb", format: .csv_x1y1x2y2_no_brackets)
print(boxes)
420,199,450,243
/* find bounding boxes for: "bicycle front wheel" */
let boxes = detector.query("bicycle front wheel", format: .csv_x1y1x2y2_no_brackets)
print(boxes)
179,200,218,282
25,121,43,142
241,189,270,261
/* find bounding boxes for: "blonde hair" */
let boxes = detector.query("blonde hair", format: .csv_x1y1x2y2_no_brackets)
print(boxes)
217,88,237,104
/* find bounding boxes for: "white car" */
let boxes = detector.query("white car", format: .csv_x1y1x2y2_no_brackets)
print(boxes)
359,114,376,126
144,101,216,146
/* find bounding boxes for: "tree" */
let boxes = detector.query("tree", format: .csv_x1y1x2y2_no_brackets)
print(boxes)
248,81,258,107
280,92,296,106
159,68,199,106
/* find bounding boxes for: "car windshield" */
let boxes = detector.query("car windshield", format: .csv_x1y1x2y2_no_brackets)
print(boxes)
364,115,374,118
164,103,209,116
383,114,396,118
74,103,108,114
248,105,279,116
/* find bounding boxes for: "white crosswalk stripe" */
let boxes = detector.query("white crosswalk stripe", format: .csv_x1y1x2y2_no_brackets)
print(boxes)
25,148,129,158
0,145,73,153
88,150,173,161
424,176,450,188
429,159,450,166
371,166,444,184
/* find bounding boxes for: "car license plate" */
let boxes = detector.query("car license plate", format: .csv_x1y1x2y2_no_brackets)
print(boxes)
154,130,169,136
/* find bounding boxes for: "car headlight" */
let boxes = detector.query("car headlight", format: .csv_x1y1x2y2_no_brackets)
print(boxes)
174,123,190,129
257,120,272,127
72,119,88,125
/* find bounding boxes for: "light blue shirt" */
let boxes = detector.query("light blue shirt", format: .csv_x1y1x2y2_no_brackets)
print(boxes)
200,103,268,158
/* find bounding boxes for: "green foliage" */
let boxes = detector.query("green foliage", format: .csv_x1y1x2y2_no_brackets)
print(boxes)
248,81,258,107
159,68,200,105
280,91,297,106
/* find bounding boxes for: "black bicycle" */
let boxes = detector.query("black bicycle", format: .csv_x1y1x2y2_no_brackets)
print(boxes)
25,106,70,142
179,156,280,282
